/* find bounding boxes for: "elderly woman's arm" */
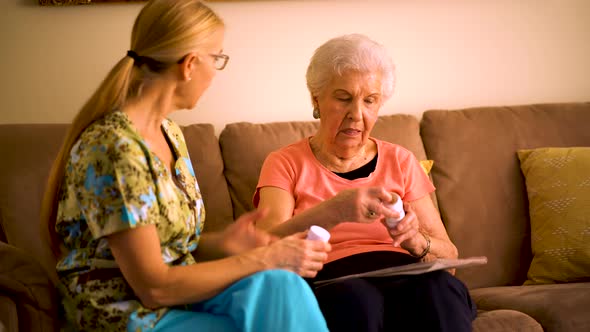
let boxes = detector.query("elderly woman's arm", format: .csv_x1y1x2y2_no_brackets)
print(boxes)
256,187,337,237
256,186,398,237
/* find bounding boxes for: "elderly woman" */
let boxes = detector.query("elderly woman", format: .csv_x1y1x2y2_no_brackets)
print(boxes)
254,34,476,332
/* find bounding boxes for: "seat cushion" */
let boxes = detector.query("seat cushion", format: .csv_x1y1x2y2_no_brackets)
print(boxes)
472,309,542,332
470,282,590,332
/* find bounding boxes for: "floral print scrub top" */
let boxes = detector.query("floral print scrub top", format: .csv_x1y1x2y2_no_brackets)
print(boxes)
55,111,205,330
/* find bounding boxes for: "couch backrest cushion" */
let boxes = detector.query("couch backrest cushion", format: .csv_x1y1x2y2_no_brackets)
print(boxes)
0,124,68,275
0,122,232,275
420,102,590,289
219,114,429,219
181,124,234,232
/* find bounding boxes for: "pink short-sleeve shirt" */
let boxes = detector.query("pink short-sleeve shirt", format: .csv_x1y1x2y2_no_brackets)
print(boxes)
254,137,435,263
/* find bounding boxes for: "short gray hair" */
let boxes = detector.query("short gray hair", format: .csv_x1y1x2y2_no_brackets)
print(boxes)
306,33,396,104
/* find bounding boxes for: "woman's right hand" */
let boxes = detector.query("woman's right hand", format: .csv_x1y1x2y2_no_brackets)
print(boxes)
328,186,398,224
256,232,331,278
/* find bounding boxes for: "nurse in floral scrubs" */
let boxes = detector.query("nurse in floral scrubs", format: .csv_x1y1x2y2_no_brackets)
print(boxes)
40,1,330,331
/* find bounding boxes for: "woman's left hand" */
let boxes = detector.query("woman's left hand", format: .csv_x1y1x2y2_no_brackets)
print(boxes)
384,203,424,254
220,209,278,256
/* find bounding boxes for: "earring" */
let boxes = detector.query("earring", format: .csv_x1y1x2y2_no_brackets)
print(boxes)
187,77,192,81
313,107,320,119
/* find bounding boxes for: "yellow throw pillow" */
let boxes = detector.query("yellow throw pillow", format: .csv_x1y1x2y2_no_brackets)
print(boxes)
420,160,434,175
518,147,590,285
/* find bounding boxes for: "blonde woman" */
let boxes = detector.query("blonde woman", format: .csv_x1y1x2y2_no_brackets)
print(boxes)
40,1,330,331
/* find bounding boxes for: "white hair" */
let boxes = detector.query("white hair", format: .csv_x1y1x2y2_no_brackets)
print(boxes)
306,33,396,104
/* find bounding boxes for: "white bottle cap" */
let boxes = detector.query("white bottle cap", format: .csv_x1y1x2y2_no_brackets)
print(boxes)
385,193,405,228
306,225,331,242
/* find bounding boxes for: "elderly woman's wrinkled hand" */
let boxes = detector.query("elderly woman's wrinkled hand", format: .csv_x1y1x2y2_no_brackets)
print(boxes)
330,186,398,224
384,202,422,253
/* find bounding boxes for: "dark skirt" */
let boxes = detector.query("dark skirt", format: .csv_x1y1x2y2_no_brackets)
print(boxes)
307,251,477,332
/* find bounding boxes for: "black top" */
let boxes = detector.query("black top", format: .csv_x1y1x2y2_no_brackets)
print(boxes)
333,154,378,180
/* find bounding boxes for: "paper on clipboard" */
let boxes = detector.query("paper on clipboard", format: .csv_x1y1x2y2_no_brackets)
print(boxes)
314,256,488,286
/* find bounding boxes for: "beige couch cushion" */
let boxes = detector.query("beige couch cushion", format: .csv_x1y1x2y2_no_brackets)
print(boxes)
219,114,429,219
470,282,590,332
472,309,542,332
220,120,319,219
0,124,67,276
181,124,234,232
420,102,590,289
0,123,232,276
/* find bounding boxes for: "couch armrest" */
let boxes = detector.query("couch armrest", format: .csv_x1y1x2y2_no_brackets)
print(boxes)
0,241,59,331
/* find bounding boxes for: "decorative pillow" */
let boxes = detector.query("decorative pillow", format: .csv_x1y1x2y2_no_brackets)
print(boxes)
420,160,434,175
518,147,590,285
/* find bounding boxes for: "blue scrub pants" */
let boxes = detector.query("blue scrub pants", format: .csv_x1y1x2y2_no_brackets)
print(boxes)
128,269,328,332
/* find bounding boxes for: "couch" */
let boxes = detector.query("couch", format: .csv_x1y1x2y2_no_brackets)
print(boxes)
1,102,589,331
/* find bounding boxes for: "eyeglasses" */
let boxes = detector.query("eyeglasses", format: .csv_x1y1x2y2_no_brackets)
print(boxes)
209,53,229,70
176,53,230,71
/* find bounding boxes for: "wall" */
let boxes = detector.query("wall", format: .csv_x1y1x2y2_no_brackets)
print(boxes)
1,0,589,134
